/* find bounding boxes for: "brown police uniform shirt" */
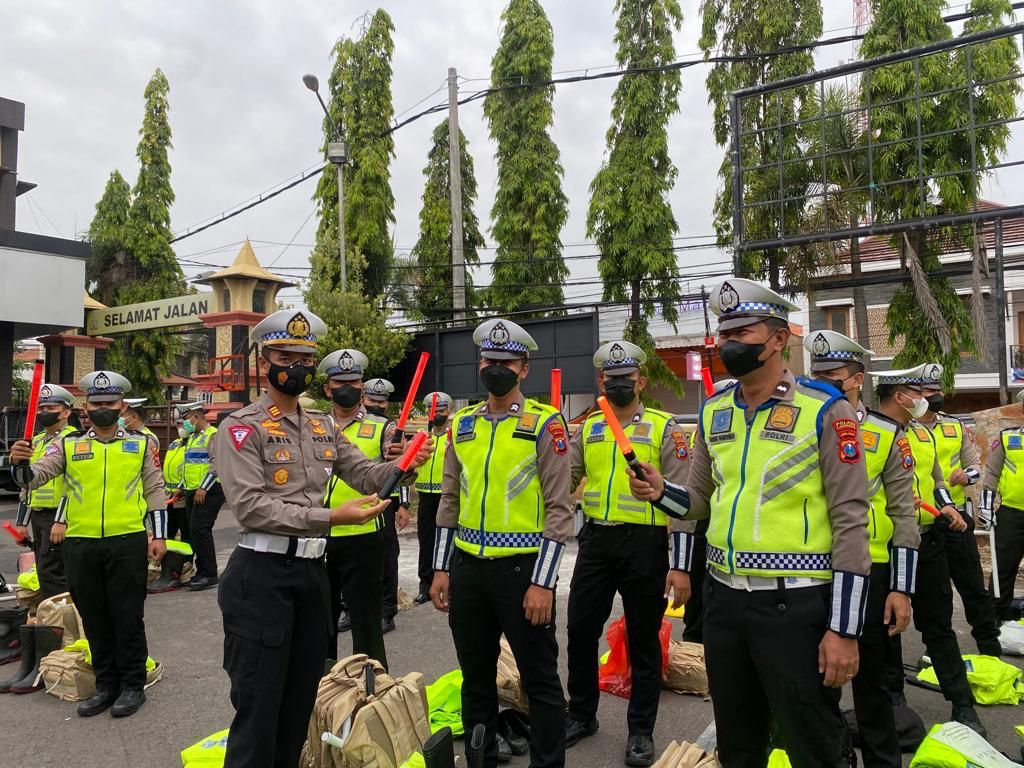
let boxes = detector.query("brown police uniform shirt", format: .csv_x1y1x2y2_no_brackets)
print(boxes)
437,393,573,545
327,408,409,504
211,394,399,537
863,410,920,552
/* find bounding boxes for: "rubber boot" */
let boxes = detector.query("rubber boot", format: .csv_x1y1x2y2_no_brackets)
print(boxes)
147,550,191,593
0,626,35,693
10,625,63,693
0,606,27,666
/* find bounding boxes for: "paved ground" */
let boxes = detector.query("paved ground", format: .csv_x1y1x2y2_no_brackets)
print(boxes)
0,491,1022,767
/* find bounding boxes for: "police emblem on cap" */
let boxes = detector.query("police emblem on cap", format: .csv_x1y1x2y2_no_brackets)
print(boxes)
94,373,110,390
371,381,385,394
338,352,354,371
286,313,311,339
609,343,625,363
926,364,941,380
718,282,739,312
40,385,52,398
489,322,510,346
812,333,830,357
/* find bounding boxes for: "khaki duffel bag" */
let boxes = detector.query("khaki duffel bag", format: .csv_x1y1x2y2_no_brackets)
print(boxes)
662,641,709,696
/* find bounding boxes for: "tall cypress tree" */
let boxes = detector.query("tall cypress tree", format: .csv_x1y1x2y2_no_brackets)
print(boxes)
410,118,485,325
86,170,132,307
588,0,684,398
484,0,569,316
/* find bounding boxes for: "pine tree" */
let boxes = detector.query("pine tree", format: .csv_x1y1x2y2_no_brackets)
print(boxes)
484,0,569,315
409,119,485,326
588,0,684,399
311,10,396,297
86,170,132,307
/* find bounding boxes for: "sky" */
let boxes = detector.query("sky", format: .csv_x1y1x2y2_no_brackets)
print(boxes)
4,0,1019,319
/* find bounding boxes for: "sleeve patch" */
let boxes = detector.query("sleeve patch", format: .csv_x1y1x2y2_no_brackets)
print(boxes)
45,444,61,457
669,430,688,460
150,445,162,469
833,419,860,464
547,421,568,455
229,425,255,451
896,437,914,471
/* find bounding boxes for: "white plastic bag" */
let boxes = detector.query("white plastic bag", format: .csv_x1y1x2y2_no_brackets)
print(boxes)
998,620,1024,656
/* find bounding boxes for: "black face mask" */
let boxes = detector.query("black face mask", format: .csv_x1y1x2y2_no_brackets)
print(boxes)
927,394,945,412
480,364,519,397
365,405,387,417
265,358,315,397
814,375,855,395
87,407,120,428
331,384,362,409
719,340,768,378
37,412,61,428
432,415,449,429
604,380,637,408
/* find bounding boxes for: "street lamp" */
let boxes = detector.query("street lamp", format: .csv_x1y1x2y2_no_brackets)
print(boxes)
303,73,349,293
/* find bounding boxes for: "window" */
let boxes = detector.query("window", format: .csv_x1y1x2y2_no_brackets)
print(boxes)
824,306,850,335
253,289,266,314
222,290,231,312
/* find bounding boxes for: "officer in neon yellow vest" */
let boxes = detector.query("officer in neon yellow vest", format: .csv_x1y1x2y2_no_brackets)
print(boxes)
916,382,1001,657
176,402,223,592
11,370,167,719
414,391,451,604
564,340,692,766
120,399,157,441
431,318,572,768
870,363,986,738
13,383,76,600
163,418,188,540
627,279,871,768
319,349,402,668
806,330,919,768
981,389,1024,621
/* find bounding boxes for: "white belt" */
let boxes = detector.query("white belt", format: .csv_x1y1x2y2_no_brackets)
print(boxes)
709,568,827,592
238,532,326,559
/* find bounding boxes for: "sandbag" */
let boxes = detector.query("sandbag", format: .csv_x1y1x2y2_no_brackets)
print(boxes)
35,592,86,644
662,641,708,696
652,740,721,768
180,729,229,767
998,620,1024,656
497,638,530,714
917,655,1024,706
909,721,1017,767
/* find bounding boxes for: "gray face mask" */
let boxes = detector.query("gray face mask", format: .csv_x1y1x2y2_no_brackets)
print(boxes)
900,392,929,419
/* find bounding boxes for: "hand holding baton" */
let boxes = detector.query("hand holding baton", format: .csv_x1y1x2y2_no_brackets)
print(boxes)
378,431,429,499
19,359,45,465
392,352,430,443
596,396,645,482
3,521,32,548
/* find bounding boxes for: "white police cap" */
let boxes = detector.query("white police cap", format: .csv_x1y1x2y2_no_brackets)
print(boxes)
710,278,799,331
423,391,453,409
38,384,75,407
363,378,395,402
318,349,369,381
804,330,874,373
177,401,205,416
870,362,943,387
473,319,538,360
80,370,132,402
594,341,647,376
251,310,326,353
713,378,738,394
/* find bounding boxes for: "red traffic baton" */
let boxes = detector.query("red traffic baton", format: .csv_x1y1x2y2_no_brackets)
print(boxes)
428,393,439,423
701,368,714,398
392,352,430,443
19,359,45,464
3,521,32,548
596,396,646,482
550,369,562,411
378,430,429,499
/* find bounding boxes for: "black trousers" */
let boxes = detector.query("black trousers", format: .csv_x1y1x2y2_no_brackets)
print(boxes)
64,532,149,692
566,522,668,736
703,578,846,768
994,505,1024,620
449,549,565,768
326,531,387,669
166,501,186,542
30,507,67,600
683,520,709,644
942,509,1001,654
417,492,441,595
851,563,901,768
382,501,400,620
186,485,225,579
219,546,331,768
885,527,973,707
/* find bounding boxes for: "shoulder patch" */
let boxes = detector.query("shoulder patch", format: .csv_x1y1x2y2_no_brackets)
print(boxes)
547,421,568,455
833,419,860,464
669,429,688,460
896,437,914,471
229,425,255,451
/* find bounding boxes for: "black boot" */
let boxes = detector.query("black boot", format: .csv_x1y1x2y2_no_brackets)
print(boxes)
77,688,119,717
147,550,191,593
952,705,987,740
10,624,64,693
111,688,146,717
0,626,35,694
0,606,27,666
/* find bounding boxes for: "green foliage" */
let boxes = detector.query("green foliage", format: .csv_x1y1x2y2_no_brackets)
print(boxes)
409,118,485,325
589,0,684,399
311,10,396,297
484,0,569,315
86,171,132,306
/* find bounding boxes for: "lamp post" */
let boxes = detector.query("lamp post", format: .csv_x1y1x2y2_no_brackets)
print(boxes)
303,74,349,293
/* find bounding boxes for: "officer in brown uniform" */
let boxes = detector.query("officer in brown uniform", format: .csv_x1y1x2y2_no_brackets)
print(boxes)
212,310,432,768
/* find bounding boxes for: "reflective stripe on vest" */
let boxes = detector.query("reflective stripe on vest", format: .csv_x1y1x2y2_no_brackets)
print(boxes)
702,382,838,579
450,400,560,558
999,430,1024,509
183,426,218,491
27,426,76,509
163,440,186,490
326,415,387,536
908,424,939,527
860,413,898,564
415,432,448,493
931,418,966,506
581,409,671,525
61,434,149,538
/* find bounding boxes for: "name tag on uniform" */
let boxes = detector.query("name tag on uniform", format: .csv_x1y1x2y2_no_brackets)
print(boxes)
1009,435,1023,450
455,415,476,443
122,440,140,454
862,430,880,452
759,429,796,444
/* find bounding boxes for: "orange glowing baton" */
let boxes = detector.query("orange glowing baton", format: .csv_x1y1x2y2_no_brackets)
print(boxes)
393,351,430,443
596,395,646,482
919,501,941,518
701,368,714,398
550,368,562,411
428,393,438,423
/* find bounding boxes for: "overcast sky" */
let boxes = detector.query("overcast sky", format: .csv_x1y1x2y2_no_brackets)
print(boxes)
5,0,1019,316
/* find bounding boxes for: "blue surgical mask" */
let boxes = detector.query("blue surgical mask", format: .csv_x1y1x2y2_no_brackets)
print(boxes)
117,417,127,430
182,420,196,435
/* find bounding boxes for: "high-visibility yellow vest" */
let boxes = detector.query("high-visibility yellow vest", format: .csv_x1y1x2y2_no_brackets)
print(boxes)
580,408,672,525
702,381,841,579
415,430,448,494
860,412,905,563
27,426,76,509
326,414,388,537
450,400,561,558
163,439,185,492
998,429,1024,510
61,433,150,538
183,426,217,491
930,417,967,507
907,423,939,527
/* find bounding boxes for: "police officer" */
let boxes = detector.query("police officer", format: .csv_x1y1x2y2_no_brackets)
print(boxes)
980,389,1024,621
13,384,76,600
565,340,693,766
628,279,870,768
11,371,166,718
915,384,1002,655
363,377,411,635
120,398,157,440
871,364,986,736
164,416,187,541
806,331,918,768
319,355,401,665
211,310,431,768
176,402,223,591
431,318,571,768
414,391,451,604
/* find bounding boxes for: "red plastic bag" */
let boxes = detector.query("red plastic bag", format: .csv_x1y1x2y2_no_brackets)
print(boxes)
598,616,672,699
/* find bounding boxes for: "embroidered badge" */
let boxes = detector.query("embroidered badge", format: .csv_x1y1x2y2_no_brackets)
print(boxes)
767,405,799,433
516,413,539,433
711,409,733,434
547,421,568,455
1009,435,1023,451
273,448,292,462
913,427,931,442
273,468,289,485
358,423,377,439
670,430,688,460
633,423,652,440
941,424,958,439
455,415,476,443
309,419,327,436
261,419,280,430
122,440,140,454
861,430,879,452
896,437,914,471
268,405,282,419
833,419,860,464
323,448,335,460
229,426,254,451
